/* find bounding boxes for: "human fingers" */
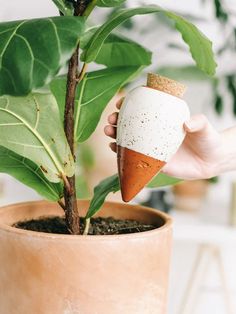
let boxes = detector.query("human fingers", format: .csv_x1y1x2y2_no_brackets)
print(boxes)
108,112,119,125
184,114,214,135
104,125,116,139
116,97,124,109
161,162,194,180
109,142,117,153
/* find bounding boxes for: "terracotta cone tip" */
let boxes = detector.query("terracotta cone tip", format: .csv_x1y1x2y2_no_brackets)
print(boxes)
118,146,166,202
147,73,186,98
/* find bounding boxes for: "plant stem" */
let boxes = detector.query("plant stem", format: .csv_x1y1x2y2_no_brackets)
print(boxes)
63,1,97,234
83,0,98,17
58,199,66,211
83,218,91,235
74,0,97,16
64,45,80,234
77,63,88,82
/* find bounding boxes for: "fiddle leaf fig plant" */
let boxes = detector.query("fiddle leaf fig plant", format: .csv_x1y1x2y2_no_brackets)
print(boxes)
0,0,217,234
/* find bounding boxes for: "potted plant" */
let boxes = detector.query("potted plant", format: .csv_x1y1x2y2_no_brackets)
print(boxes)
0,1,216,313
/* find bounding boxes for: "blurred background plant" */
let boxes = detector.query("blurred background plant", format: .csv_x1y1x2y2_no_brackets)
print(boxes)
101,0,236,116
75,143,95,199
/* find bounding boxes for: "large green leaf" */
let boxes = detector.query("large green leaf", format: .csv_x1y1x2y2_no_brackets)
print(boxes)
75,66,144,142
86,173,181,218
0,16,85,96
0,146,63,201
51,66,141,142
86,174,120,218
51,0,74,15
97,0,126,7
95,34,152,67
0,93,74,183
82,5,217,76
81,30,152,67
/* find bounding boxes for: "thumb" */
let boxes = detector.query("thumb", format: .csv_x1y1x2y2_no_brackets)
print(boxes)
184,114,214,136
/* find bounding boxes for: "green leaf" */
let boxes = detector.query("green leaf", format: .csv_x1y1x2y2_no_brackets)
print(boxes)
51,66,141,142
97,0,126,7
50,78,66,122
147,173,182,188
82,5,217,76
86,174,120,219
0,146,63,201
86,173,181,218
81,30,152,67
0,93,74,183
96,34,152,67
75,66,144,142
0,16,85,96
51,0,74,15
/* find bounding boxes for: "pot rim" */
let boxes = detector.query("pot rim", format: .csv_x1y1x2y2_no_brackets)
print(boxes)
0,200,172,241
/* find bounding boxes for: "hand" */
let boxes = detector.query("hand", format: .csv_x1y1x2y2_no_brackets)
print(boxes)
104,98,230,180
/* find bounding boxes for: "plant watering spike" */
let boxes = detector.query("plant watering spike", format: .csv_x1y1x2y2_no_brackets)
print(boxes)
117,73,190,202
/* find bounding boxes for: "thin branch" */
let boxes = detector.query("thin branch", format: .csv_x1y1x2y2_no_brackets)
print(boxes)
83,0,98,17
62,0,96,234
76,63,88,82
61,173,72,193
58,199,66,211
64,45,80,235
74,0,97,17
83,218,91,235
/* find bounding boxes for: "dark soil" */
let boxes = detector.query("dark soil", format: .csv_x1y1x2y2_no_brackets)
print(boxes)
13,216,156,235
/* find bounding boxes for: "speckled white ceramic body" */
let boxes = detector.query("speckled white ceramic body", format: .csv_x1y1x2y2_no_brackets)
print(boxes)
117,86,190,162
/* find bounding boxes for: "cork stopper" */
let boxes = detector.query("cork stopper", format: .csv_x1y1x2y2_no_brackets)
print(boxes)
147,73,186,98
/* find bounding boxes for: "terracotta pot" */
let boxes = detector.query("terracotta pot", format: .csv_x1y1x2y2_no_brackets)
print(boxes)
0,200,172,314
